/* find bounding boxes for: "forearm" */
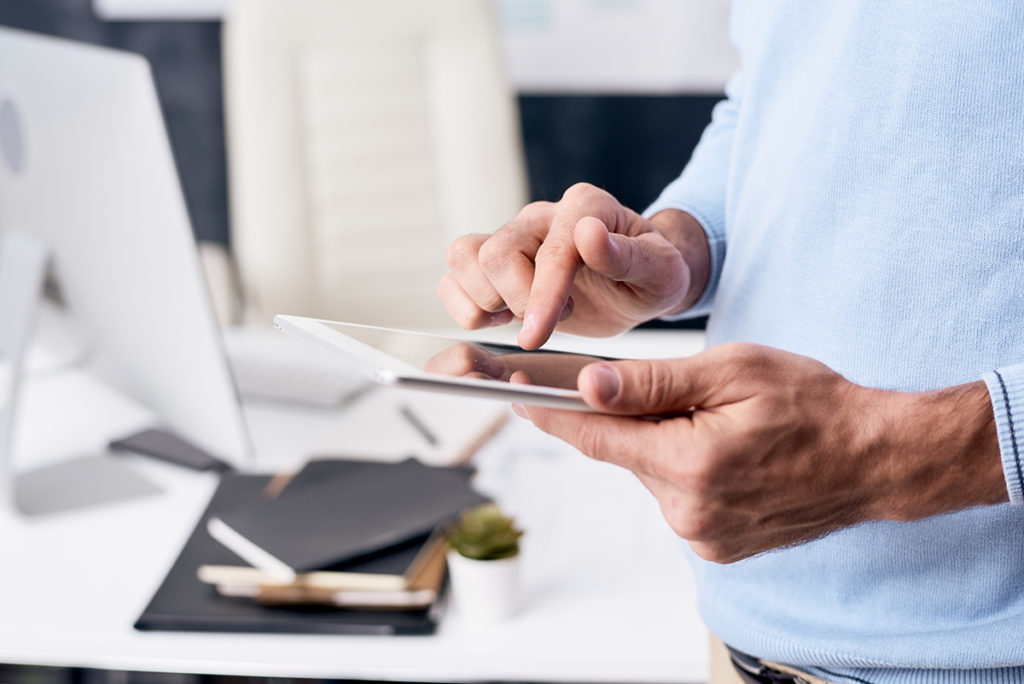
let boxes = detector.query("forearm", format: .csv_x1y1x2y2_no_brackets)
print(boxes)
648,209,711,315
867,380,1007,522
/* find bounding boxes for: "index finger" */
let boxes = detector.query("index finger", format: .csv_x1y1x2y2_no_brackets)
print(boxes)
521,403,690,482
519,223,581,350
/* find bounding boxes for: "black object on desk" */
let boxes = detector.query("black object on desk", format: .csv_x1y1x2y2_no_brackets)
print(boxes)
136,473,445,635
110,428,233,472
209,459,487,575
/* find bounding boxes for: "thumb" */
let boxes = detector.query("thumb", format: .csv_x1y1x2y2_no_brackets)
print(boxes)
577,357,722,415
574,216,687,294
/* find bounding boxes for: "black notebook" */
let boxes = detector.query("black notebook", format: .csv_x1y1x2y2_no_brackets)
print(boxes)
136,473,444,635
277,457,475,497
208,459,488,577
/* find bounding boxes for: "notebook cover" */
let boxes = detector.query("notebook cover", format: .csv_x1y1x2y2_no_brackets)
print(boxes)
135,474,443,635
212,459,487,573
286,457,475,495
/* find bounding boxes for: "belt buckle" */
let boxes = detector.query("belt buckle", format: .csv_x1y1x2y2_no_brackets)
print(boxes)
728,647,811,684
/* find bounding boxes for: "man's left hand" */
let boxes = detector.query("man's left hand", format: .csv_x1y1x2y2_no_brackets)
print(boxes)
516,343,1007,563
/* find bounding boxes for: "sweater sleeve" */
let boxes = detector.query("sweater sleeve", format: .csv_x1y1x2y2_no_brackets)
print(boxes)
644,70,743,319
982,364,1024,504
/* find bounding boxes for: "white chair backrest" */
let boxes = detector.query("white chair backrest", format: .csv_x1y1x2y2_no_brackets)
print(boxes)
223,0,527,328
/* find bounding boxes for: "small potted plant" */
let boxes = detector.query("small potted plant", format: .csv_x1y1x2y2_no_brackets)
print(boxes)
446,503,524,622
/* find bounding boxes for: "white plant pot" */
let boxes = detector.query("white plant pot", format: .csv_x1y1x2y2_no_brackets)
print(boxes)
446,550,520,623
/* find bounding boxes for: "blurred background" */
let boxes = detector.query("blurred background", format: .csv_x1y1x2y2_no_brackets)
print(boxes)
0,0,735,330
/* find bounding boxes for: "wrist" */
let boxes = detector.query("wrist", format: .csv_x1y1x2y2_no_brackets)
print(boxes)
647,209,710,315
864,381,1007,522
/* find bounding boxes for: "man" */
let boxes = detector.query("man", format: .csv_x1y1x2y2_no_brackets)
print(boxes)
438,2,1024,682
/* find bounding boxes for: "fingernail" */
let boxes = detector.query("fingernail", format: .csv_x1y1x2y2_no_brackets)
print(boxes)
590,364,621,404
511,402,528,419
605,229,619,255
489,309,514,327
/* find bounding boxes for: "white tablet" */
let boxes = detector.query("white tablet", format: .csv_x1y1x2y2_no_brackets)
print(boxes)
273,315,613,411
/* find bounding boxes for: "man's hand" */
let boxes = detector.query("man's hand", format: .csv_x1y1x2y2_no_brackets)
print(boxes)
515,343,1007,563
438,183,710,350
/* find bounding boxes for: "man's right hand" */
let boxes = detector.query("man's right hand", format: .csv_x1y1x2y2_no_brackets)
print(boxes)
438,183,710,349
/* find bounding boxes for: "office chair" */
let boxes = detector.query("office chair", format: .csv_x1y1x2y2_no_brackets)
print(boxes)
221,0,528,329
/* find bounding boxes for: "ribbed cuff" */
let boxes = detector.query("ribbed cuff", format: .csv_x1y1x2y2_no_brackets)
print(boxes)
803,665,1024,683
643,198,726,319
982,365,1024,505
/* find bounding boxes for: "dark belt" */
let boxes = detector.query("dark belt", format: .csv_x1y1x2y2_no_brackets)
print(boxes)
728,646,813,684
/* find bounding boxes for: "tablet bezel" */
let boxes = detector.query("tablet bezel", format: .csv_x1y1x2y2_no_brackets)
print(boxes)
273,315,591,411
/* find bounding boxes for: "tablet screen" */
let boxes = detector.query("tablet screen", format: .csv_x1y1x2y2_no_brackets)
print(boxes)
318,320,610,392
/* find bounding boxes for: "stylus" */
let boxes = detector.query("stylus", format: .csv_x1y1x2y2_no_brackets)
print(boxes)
399,404,439,446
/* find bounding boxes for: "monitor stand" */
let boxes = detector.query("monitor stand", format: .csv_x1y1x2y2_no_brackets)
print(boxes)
0,231,160,516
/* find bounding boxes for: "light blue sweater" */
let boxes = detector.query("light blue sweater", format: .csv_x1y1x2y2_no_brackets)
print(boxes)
644,2,1024,682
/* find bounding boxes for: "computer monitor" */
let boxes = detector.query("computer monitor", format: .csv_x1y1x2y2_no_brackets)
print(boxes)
0,28,252,475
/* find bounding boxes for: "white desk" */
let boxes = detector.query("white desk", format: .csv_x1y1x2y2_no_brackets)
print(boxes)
0,330,709,683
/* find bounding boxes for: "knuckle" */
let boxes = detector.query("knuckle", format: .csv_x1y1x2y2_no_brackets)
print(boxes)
660,496,701,539
689,541,734,564
536,236,578,264
666,510,704,541
638,361,675,409
516,200,554,222
445,236,477,269
477,233,514,272
681,505,714,540
562,181,602,202
665,515,691,540
687,510,715,539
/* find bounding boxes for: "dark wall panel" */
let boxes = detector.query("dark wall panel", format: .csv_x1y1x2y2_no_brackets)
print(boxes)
520,94,719,213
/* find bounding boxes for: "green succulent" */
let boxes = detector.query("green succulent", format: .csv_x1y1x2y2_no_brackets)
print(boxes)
447,503,523,561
